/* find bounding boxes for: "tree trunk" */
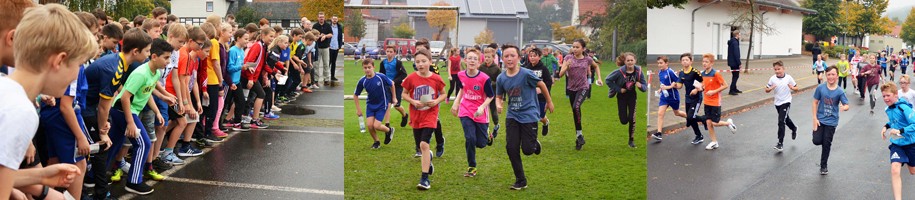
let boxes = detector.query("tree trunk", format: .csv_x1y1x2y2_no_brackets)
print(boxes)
744,0,755,73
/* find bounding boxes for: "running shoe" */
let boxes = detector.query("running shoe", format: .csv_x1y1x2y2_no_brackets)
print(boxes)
691,136,704,145
204,134,224,143
271,105,282,112
435,145,444,158
820,167,829,175
233,123,251,131
510,181,528,190
400,114,409,127
151,158,172,172
652,132,663,141
160,151,185,165
111,169,123,182
464,167,477,177
177,144,204,157
371,141,380,149
705,141,719,150
774,143,784,151
213,129,228,138
264,112,280,120
251,120,269,129
125,183,154,195
417,177,431,190
629,138,636,148
575,135,586,150
145,169,164,181
384,127,394,144
727,118,737,133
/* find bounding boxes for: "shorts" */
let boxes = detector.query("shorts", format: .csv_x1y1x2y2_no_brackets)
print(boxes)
44,118,89,163
154,96,169,126
889,144,915,166
365,104,388,121
659,98,680,110
139,109,158,142
168,104,184,122
704,105,721,123
415,128,435,143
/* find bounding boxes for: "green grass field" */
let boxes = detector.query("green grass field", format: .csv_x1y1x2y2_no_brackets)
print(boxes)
343,59,647,199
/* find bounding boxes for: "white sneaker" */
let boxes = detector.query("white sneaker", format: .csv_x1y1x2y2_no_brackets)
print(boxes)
272,106,282,112
727,118,737,133
854,90,860,95
705,141,719,150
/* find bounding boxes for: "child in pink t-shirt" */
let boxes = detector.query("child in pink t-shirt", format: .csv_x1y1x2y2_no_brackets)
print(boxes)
449,49,494,178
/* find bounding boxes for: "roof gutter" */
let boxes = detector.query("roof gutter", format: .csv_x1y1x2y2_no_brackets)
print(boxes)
691,0,722,54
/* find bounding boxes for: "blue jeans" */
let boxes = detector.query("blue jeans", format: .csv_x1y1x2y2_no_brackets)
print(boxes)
460,117,488,167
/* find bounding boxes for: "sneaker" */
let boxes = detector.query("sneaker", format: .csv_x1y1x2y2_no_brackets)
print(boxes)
177,144,204,157
628,138,636,148
487,133,494,146
251,120,269,129
264,112,280,120
151,158,172,172
428,162,434,175
464,167,477,177
196,138,215,148
271,105,282,112
204,134,224,143
435,145,444,157
371,141,380,149
534,140,542,155
277,96,288,102
854,90,860,95
111,169,123,182
83,182,95,188
160,151,185,165
727,118,737,133
652,132,663,141
691,136,705,145
233,123,251,131
774,143,784,151
705,141,719,150
384,127,394,145
400,114,409,127
510,181,528,190
221,122,235,129
791,127,797,140
492,124,500,139
542,124,549,136
416,177,431,190
145,169,165,181
575,135,586,150
119,160,131,172
213,129,228,138
413,151,421,158
820,167,829,175
125,183,154,195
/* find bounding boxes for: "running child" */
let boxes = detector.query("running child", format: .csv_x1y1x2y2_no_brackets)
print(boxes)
838,54,849,89
560,39,603,150
522,47,552,136
606,52,644,148
446,47,462,103
765,60,799,151
899,75,915,104
879,81,915,200
495,44,554,190
862,54,882,115
479,47,502,143
652,56,688,141
354,58,396,149
378,45,409,127
812,66,850,175
107,38,172,195
449,48,494,177
814,54,827,84
402,49,446,190
698,53,738,150
677,53,708,145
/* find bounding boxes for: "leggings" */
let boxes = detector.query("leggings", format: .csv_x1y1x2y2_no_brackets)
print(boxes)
616,89,637,140
446,74,459,99
567,89,588,131
838,76,847,89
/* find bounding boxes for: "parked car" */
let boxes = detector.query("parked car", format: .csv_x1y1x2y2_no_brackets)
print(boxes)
526,41,571,57
382,38,417,58
357,39,381,59
429,41,445,58
343,43,358,56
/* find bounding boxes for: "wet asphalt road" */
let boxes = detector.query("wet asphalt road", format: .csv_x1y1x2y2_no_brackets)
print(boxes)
111,56,345,200
648,84,915,199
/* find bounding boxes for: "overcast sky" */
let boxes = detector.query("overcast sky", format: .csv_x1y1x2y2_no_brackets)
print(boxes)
887,0,915,13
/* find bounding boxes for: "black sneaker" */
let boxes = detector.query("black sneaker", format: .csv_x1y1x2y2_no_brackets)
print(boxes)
400,114,409,127
435,145,444,157
151,158,172,172
774,143,784,151
575,135,586,150
492,124,500,139
628,138,636,148
820,167,829,175
371,141,381,149
510,181,528,190
542,125,549,136
428,163,434,175
384,127,394,145
691,136,704,145
126,183,154,195
534,140,542,155
791,128,797,140
195,138,214,148
204,134,224,143
487,133,493,146
652,132,663,141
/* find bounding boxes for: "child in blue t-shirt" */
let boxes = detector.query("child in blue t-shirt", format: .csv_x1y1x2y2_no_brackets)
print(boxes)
354,58,397,149
652,56,687,141
812,66,849,175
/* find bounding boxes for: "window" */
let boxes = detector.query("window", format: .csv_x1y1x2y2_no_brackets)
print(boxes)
206,1,214,12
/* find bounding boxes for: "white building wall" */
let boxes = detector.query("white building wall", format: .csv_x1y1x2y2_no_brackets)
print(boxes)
648,1,805,60
171,0,230,20
365,19,380,42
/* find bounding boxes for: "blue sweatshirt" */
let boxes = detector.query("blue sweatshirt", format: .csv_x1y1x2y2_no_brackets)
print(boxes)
227,46,244,84
886,98,915,146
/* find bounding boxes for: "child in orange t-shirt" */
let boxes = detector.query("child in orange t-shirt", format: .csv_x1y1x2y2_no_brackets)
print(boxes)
699,53,738,150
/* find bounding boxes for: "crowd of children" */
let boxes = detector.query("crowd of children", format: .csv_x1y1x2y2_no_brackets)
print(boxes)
0,2,337,199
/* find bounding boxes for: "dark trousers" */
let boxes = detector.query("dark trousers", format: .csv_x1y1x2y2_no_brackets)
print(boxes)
230,86,247,123
775,103,797,144
685,101,706,137
204,85,220,135
446,74,459,99
568,89,588,130
329,49,339,79
729,67,740,93
461,117,488,167
488,96,499,125
616,89,637,139
816,125,837,168
505,118,538,184
83,115,110,197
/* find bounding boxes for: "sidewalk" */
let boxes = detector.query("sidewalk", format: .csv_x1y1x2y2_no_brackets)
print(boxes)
645,55,839,135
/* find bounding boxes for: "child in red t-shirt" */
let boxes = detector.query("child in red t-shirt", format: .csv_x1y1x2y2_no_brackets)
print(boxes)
402,49,446,190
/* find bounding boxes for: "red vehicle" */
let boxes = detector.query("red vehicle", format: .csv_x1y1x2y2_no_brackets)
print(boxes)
383,38,416,57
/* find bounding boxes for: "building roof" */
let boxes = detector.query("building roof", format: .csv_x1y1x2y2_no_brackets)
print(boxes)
891,25,902,37
405,0,529,19
742,0,817,15
249,2,301,19
578,0,607,25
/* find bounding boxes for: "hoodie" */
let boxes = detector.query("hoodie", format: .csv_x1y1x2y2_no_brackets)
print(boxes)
886,98,915,146
605,65,647,98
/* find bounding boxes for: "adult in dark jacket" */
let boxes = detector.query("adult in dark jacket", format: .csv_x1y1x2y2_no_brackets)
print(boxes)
312,12,333,86
329,15,344,82
727,29,742,95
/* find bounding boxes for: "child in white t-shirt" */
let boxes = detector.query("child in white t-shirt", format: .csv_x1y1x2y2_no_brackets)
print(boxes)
765,61,799,151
